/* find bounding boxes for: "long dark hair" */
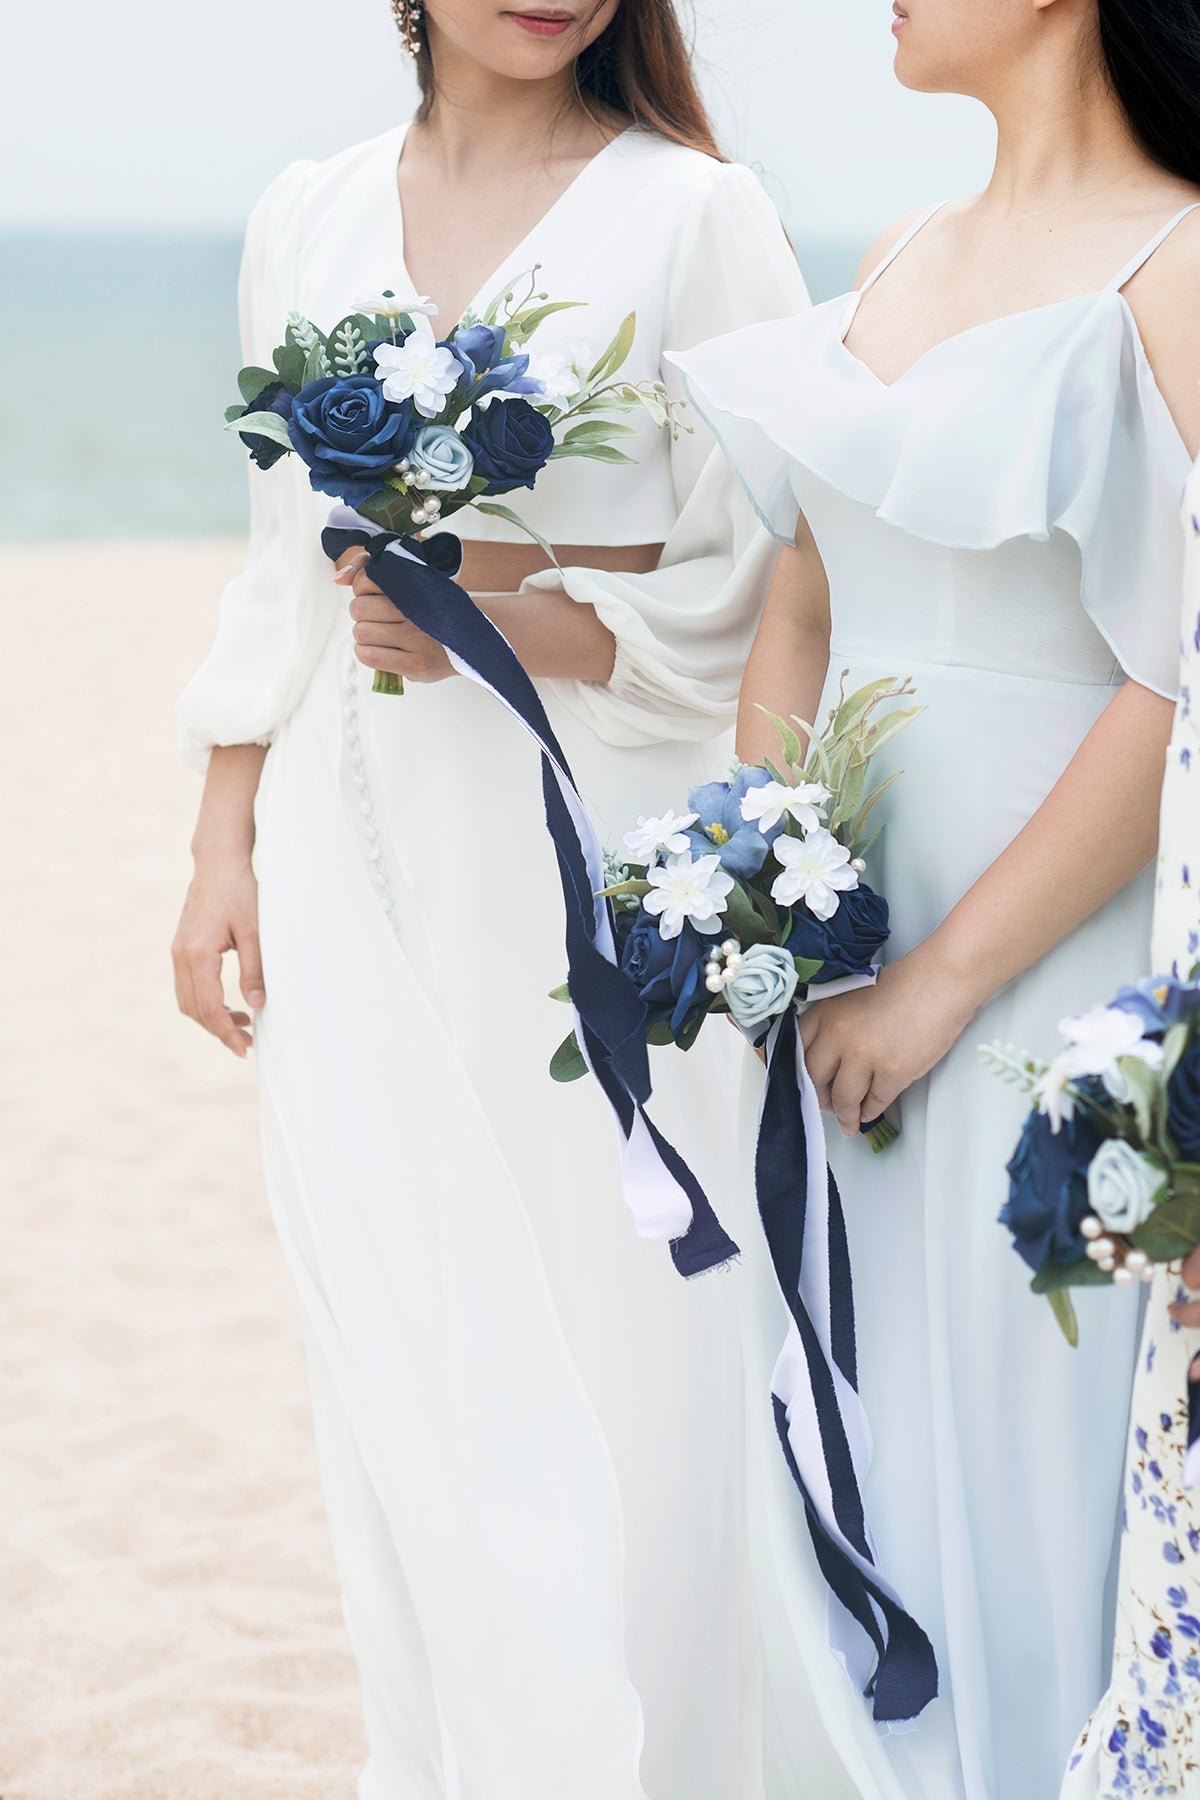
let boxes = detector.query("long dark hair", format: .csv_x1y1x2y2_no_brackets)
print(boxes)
411,0,725,161
1099,0,1200,185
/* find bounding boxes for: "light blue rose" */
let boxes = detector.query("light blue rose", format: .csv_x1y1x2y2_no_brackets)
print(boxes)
1087,1138,1165,1234
407,423,475,492
725,943,800,1034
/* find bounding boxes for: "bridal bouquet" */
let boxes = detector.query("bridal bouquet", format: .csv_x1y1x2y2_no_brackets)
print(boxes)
551,674,922,1151
986,972,1200,1342
225,269,676,691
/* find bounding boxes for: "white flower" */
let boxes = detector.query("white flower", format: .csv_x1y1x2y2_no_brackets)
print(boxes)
522,351,581,407
1087,1139,1164,1234
644,851,734,941
1032,1053,1080,1134
741,779,831,835
1059,1004,1164,1100
623,810,698,866
355,292,439,320
565,336,595,375
373,327,460,418
770,828,859,920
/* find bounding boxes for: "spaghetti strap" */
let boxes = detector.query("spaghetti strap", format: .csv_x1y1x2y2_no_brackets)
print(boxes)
857,202,947,297
1107,202,1200,291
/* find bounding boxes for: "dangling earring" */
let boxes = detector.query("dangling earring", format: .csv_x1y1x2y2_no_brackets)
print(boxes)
391,0,424,57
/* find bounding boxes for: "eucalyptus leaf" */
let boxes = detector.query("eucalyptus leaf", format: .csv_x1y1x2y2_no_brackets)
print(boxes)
1129,1190,1200,1261
549,1031,589,1084
721,883,774,948
237,364,277,404
473,501,561,569
1047,1290,1080,1347
588,312,637,385
596,878,652,902
272,342,307,392
224,410,294,450
548,983,571,1004
224,402,247,424
548,444,638,465
1031,1258,1113,1295
561,419,638,443
358,486,415,535
302,342,332,386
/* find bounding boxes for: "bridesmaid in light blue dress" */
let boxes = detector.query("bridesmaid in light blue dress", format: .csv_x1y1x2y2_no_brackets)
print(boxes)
671,0,1200,1796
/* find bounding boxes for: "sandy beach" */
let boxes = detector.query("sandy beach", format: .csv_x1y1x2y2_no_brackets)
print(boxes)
0,542,363,1798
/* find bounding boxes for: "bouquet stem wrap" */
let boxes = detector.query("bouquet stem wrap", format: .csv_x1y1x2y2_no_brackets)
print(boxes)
321,507,737,1277
757,1007,938,1725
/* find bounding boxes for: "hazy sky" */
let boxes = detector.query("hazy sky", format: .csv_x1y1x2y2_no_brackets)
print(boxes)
5,0,994,240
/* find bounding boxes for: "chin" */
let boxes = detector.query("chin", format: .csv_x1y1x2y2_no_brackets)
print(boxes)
893,44,953,94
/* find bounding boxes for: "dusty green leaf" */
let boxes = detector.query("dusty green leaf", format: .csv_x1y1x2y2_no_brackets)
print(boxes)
473,502,561,569
588,312,637,385
224,410,293,449
237,364,277,404
549,1031,589,1083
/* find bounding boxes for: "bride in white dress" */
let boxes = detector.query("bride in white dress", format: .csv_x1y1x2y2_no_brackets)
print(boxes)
673,0,1200,1795
172,4,824,1797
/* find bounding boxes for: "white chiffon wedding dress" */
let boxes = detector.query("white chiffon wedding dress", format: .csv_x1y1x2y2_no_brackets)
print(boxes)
674,202,1194,1800
177,122,851,1800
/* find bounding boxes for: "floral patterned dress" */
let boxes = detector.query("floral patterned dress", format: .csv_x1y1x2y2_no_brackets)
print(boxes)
1062,462,1200,1797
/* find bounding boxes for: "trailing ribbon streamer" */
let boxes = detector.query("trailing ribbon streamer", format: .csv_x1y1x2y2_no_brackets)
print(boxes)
757,1010,939,1724
1186,1352,1200,1491
321,507,738,1278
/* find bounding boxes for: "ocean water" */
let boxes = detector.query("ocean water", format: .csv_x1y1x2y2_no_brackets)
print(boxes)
1,232,860,542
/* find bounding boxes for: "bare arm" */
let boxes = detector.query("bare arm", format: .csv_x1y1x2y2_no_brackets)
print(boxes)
172,743,267,1057
801,679,1173,1135
735,519,831,767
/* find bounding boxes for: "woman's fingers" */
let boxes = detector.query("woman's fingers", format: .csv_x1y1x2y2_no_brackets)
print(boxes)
233,917,266,1010
831,1060,874,1137
1168,1243,1200,1326
348,587,400,623
332,548,371,585
174,939,253,1056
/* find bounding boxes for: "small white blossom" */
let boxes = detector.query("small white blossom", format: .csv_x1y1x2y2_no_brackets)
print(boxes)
565,337,595,377
1059,1004,1164,1101
373,327,460,418
644,851,734,941
1032,1053,1079,1134
356,292,439,320
741,779,830,835
770,828,858,920
523,351,581,406
623,810,698,866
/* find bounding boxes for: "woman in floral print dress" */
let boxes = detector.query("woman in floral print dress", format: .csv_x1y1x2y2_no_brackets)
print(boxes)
1062,461,1200,1797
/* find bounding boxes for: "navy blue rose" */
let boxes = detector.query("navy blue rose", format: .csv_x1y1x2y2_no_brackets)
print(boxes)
288,375,415,508
461,396,555,494
786,883,890,983
1000,1098,1106,1275
239,379,294,471
620,910,709,1037
1168,1043,1200,1161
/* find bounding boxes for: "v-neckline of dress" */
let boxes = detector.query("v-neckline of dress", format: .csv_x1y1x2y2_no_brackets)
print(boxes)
385,119,635,331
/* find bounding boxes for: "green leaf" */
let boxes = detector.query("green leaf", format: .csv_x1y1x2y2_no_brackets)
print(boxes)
847,772,903,853
749,885,781,940
223,409,293,449
224,402,247,424
326,315,375,376
755,707,804,775
549,1030,589,1083
1031,1258,1112,1296
237,364,277,404
548,444,638,465
855,705,925,763
358,486,416,535
675,1007,710,1054
647,1020,677,1048
1129,1189,1200,1261
793,956,825,983
831,753,869,830
1047,1290,1080,1347
507,299,586,343
548,982,571,1004
588,311,637,385
302,342,332,385
473,501,561,569
596,878,652,902
721,882,774,948
1119,1056,1159,1145
272,342,307,392
561,419,638,443
1162,1021,1192,1087
830,675,903,741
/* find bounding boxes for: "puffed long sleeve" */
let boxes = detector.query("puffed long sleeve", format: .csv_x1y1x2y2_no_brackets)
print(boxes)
530,162,809,748
178,159,337,774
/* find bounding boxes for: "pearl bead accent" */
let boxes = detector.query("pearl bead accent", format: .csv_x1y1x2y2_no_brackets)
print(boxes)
1112,1266,1135,1286
1080,1214,1103,1240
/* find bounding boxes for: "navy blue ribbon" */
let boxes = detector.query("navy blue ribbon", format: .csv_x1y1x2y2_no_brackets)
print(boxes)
759,1018,938,1724
322,521,738,1277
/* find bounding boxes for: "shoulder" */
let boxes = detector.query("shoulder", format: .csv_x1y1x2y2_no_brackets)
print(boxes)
1123,198,1200,459
852,205,937,290
248,123,406,231
614,131,775,216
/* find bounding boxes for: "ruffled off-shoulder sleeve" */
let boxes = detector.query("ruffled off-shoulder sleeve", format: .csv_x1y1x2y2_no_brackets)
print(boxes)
529,160,810,747
177,158,338,773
